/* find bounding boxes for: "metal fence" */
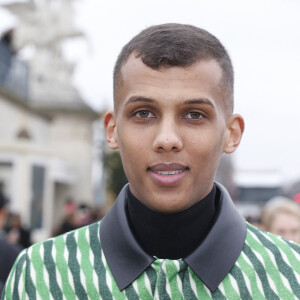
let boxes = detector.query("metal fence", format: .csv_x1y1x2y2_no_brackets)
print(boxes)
0,41,29,100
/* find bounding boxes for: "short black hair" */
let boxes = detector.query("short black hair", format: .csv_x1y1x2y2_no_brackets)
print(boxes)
113,23,234,112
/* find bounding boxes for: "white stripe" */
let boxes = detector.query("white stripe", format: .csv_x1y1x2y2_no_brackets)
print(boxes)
279,272,294,296
17,258,26,298
255,272,265,297
218,281,226,296
145,269,154,297
265,247,277,269
174,261,183,295
9,268,17,298
89,241,99,294
266,273,278,297
66,243,76,295
103,255,113,294
240,249,265,297
242,270,252,292
41,244,50,292
241,251,252,267
132,279,139,296
264,231,277,243
228,273,240,295
92,270,99,294
75,232,88,293
52,245,63,298
250,248,279,296
162,261,172,299
251,248,266,268
188,269,198,297
247,229,262,244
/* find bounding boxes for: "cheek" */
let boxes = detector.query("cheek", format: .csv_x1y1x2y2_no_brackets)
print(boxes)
189,130,225,157
117,129,149,166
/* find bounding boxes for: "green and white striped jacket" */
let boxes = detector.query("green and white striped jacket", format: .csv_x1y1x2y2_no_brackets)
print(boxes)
1,221,300,299
2,183,300,299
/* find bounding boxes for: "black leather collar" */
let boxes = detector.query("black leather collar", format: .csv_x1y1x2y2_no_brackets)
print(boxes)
100,182,246,292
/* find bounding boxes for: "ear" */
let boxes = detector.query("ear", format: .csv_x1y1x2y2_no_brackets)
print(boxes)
223,114,245,154
104,111,119,149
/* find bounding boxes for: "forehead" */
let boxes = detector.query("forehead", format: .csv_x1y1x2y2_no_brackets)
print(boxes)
114,55,225,112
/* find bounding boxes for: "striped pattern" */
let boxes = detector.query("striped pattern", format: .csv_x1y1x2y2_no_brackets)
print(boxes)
2,222,300,299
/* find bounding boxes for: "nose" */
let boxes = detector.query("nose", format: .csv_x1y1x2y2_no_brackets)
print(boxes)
152,119,183,152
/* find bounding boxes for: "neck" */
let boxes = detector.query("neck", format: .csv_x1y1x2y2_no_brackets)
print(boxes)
126,184,217,259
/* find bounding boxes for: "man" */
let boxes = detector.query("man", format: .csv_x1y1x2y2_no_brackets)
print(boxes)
0,189,20,295
2,24,300,299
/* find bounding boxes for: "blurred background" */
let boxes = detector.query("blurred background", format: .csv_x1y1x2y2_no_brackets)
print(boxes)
0,0,300,244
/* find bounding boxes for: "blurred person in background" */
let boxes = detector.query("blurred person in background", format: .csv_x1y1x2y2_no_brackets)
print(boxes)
53,201,94,236
53,199,78,236
261,196,300,243
76,203,93,227
4,213,31,249
0,187,20,294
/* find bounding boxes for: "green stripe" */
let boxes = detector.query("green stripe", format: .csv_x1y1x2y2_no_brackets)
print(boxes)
268,234,300,275
230,263,254,299
24,253,36,300
136,271,153,299
237,252,265,299
189,268,211,299
286,240,300,255
77,226,99,298
2,250,22,299
90,222,113,299
243,243,280,300
246,231,286,298
180,265,197,300
157,262,172,300
211,287,226,300
124,284,140,300
145,265,157,296
248,225,300,297
12,252,26,300
66,232,88,300
104,259,126,300
43,240,63,300
54,236,76,299
31,244,50,299
165,260,182,299
221,273,240,299
20,265,26,300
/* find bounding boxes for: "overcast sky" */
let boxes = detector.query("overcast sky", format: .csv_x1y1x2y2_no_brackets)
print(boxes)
1,0,300,183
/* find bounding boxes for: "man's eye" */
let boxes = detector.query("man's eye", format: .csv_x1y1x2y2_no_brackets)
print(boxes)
184,112,204,119
135,110,155,118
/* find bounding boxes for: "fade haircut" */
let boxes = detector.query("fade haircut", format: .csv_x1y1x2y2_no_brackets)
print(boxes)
113,23,234,113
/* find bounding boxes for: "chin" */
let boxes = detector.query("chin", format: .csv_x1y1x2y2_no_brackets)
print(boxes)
151,199,188,214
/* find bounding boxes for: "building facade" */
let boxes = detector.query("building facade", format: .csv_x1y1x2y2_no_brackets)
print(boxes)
0,22,98,242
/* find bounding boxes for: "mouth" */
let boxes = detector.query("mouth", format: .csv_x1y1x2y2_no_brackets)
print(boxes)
152,169,185,175
148,163,189,186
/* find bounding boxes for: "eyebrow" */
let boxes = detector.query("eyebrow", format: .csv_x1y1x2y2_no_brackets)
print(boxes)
183,98,215,108
125,96,215,108
125,96,156,105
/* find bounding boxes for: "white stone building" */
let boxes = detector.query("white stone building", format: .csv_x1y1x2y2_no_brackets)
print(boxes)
0,1,100,241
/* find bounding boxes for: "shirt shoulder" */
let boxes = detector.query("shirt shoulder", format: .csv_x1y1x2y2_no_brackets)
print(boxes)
244,222,300,257
230,223,300,299
2,221,104,299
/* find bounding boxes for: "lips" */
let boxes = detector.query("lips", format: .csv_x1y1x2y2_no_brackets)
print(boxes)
148,163,188,186
149,163,188,172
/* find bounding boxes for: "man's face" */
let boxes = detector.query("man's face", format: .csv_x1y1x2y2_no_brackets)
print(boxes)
105,55,243,213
